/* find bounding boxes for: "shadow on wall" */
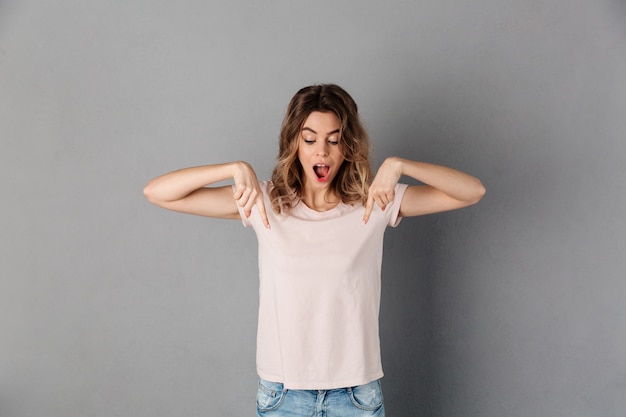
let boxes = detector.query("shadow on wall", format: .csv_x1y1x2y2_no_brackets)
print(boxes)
377,83,488,416
376,77,539,415
608,0,626,18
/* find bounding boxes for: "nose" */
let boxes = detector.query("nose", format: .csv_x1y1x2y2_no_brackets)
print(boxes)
316,141,329,156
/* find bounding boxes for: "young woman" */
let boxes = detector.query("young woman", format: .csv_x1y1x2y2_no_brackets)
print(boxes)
144,84,485,416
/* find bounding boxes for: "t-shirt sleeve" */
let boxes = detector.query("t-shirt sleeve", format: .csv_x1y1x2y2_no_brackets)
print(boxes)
386,183,409,227
232,184,251,227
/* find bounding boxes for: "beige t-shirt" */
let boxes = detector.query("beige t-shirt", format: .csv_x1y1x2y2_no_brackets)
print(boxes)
238,181,408,389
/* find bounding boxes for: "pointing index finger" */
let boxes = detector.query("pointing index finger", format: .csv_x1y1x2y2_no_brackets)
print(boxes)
256,196,271,230
362,195,374,225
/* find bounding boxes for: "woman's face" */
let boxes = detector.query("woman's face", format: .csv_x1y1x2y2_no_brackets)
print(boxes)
297,111,345,191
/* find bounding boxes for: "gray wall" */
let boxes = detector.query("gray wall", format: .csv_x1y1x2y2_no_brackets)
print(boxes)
1,1,625,416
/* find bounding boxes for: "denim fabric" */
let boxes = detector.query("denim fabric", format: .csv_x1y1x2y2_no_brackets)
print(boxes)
256,378,385,417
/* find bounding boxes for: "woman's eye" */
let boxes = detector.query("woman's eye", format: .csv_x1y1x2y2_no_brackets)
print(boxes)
304,138,315,144
328,140,339,145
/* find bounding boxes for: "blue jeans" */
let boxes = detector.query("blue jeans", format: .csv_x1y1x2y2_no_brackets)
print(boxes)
256,378,385,417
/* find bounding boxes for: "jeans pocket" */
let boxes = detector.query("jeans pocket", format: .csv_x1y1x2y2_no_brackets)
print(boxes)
256,378,287,412
348,379,384,411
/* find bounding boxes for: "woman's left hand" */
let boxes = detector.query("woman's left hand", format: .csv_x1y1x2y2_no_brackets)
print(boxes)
363,157,403,224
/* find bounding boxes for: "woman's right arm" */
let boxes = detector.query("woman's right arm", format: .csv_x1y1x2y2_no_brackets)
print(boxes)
143,161,270,228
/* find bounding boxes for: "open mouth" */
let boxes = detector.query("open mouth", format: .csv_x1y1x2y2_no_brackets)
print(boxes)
313,164,330,181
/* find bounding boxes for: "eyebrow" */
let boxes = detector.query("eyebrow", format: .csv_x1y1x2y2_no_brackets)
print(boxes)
301,127,340,136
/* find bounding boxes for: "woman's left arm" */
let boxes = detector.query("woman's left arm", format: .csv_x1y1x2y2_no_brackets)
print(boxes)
363,157,486,223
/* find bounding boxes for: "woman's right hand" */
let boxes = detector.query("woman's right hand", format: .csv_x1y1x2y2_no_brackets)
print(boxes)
231,161,270,229
144,161,270,228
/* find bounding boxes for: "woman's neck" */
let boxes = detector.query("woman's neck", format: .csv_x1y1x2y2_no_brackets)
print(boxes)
300,185,341,212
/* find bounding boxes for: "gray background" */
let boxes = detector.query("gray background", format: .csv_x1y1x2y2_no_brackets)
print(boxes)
1,0,625,416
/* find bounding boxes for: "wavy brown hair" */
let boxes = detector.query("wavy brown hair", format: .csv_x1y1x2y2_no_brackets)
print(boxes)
270,84,372,214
